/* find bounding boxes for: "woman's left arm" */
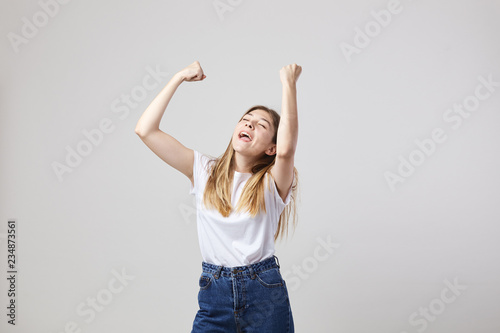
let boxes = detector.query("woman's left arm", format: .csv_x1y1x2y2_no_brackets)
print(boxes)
270,63,302,202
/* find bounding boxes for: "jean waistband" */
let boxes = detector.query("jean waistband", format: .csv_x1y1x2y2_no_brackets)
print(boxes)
201,255,281,279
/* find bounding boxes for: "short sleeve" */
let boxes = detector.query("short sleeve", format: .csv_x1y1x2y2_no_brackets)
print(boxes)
189,150,212,196
270,172,295,207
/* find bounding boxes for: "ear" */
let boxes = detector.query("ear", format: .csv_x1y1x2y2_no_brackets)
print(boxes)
265,144,277,156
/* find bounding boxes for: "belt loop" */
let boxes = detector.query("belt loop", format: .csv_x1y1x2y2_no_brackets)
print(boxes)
273,255,280,268
214,265,223,279
248,265,256,279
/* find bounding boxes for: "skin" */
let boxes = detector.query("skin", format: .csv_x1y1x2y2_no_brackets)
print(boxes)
231,109,277,174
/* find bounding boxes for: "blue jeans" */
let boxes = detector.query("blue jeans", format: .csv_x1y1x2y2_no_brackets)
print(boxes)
191,255,294,333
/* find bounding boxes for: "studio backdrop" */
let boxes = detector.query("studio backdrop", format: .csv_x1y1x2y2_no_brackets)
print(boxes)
1,0,499,332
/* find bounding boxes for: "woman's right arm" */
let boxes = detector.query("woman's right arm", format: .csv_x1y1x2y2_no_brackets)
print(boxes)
134,61,206,184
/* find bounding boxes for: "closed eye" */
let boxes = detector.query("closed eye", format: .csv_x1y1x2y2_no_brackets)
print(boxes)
242,118,266,129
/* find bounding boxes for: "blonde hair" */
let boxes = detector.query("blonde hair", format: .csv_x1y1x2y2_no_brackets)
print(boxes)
201,105,300,243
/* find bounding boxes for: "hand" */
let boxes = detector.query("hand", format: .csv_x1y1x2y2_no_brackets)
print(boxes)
280,63,302,85
177,61,206,82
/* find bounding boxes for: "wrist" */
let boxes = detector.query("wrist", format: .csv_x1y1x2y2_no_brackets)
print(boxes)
282,81,296,89
173,72,185,83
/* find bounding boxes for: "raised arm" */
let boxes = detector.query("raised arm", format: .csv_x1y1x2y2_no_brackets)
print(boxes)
135,61,206,183
270,63,302,203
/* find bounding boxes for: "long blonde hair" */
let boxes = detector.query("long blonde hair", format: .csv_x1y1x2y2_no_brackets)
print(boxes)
201,105,299,243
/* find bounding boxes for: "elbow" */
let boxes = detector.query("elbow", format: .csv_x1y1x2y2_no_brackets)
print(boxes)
135,127,160,138
135,127,149,138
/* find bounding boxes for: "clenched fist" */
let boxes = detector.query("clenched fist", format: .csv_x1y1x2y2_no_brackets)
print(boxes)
177,61,206,82
280,63,302,85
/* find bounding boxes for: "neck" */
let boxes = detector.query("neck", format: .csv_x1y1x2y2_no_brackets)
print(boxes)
233,152,254,174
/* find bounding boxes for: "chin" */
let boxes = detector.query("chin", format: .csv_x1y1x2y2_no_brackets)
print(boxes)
232,144,252,155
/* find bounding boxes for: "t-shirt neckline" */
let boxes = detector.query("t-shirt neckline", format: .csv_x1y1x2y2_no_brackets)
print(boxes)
235,170,252,175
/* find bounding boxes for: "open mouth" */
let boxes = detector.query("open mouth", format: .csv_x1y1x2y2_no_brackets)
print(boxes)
239,131,252,142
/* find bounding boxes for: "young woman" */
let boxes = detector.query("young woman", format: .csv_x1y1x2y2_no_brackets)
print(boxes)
135,60,301,332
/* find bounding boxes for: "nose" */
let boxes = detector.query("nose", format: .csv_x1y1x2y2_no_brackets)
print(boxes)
245,123,253,129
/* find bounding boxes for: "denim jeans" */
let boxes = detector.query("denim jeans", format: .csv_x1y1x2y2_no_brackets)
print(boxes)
191,255,294,333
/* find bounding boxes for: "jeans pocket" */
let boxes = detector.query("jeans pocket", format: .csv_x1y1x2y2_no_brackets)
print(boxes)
199,273,213,290
255,267,284,288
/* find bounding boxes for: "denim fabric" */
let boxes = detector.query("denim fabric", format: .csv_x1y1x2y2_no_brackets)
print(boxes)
191,255,294,333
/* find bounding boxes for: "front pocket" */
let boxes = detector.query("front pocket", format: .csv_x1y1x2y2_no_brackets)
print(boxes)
199,274,213,290
255,268,284,288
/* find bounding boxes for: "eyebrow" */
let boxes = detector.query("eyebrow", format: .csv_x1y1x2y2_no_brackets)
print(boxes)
247,113,271,127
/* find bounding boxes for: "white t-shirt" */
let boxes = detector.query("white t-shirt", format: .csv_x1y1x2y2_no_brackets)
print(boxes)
189,150,294,267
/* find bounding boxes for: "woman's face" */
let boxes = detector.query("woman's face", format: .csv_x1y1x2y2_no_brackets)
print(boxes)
232,109,276,157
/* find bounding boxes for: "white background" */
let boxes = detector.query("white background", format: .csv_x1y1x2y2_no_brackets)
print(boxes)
1,0,499,332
